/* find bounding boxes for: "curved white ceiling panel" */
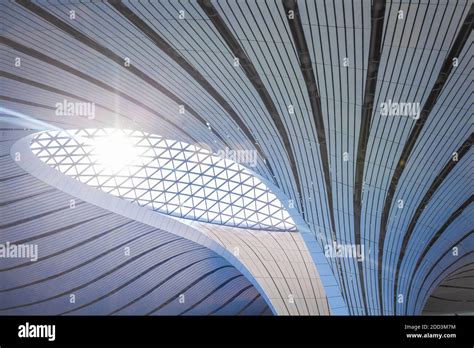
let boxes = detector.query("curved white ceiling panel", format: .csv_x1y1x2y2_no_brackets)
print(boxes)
11,131,345,315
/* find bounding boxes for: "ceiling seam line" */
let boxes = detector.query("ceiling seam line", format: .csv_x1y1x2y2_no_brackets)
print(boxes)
351,0,387,315
197,0,304,212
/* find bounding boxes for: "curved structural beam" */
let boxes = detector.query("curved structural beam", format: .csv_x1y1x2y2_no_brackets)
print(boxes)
378,3,474,314
415,250,474,314
181,222,331,315
394,134,473,312
422,263,474,315
0,39,199,143
11,133,347,315
281,0,337,239
14,0,229,148
351,0,386,315
0,96,56,111
281,0,351,312
0,68,197,142
405,200,473,313
0,139,272,316
184,166,349,314
197,0,303,208
106,0,275,178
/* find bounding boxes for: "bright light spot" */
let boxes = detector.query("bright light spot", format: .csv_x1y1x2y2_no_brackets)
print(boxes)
92,132,138,173
30,128,297,231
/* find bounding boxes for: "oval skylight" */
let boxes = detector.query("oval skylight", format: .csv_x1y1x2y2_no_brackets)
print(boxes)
30,128,296,231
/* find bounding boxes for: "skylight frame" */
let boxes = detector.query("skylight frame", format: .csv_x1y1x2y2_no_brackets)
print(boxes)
30,128,296,232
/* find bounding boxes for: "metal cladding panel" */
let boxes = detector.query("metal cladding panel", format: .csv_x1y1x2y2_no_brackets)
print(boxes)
1,0,472,315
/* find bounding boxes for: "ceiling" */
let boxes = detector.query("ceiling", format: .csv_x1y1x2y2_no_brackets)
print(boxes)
0,0,473,315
